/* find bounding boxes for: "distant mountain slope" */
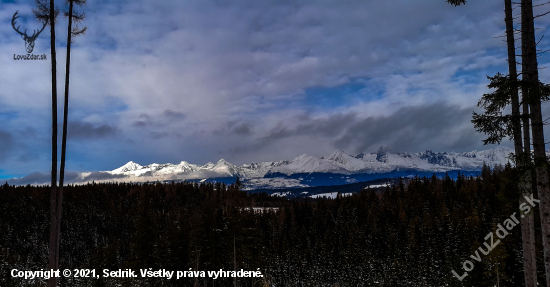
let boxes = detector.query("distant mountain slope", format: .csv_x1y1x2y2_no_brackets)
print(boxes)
70,147,514,189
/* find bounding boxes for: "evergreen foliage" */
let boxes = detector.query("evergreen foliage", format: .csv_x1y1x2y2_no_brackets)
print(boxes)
0,169,541,286
472,73,550,146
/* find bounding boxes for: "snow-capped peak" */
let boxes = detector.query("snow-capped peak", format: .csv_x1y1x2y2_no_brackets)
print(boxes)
326,149,371,171
215,158,231,165
111,161,143,173
103,147,516,188
327,149,346,160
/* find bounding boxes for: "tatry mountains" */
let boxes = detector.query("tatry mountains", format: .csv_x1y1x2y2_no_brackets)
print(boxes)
72,147,513,190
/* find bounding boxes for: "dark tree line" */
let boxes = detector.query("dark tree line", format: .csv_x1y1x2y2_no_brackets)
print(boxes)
1,166,545,286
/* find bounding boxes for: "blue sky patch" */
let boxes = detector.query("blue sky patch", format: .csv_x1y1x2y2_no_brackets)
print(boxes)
303,80,384,111
0,171,16,180
104,97,130,113
0,111,18,121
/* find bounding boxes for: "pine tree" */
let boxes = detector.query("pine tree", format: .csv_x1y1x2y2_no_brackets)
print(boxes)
504,0,538,284
521,0,550,285
451,0,545,284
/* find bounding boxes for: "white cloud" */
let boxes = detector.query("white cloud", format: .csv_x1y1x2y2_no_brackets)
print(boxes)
0,0,537,175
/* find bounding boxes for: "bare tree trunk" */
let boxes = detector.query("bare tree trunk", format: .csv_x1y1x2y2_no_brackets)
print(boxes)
523,79,538,287
506,1,521,154
522,28,538,287
55,0,75,271
522,208,538,286
47,0,58,285
506,0,538,285
522,0,550,285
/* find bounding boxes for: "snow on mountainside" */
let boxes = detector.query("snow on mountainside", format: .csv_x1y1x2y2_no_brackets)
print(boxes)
268,153,349,175
111,161,143,174
100,147,515,188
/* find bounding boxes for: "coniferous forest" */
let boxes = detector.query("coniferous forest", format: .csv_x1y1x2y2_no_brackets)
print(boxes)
1,164,543,286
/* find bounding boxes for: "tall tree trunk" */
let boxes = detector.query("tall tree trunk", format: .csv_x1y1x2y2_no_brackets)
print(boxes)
55,0,75,271
522,0,550,285
522,98,538,287
506,2,521,152
522,32,538,287
506,0,537,285
47,0,58,286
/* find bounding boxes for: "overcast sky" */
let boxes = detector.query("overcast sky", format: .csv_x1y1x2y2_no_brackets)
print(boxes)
1,0,550,179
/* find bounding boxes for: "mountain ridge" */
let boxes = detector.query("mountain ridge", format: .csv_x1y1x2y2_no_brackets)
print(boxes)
80,147,515,189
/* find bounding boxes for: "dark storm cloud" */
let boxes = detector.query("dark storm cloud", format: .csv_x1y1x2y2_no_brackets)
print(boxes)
0,130,14,161
132,113,152,128
334,103,485,153
63,172,81,182
245,103,485,155
68,121,119,140
261,113,357,142
6,172,49,185
163,110,186,121
214,120,253,137
132,110,186,128
232,123,252,136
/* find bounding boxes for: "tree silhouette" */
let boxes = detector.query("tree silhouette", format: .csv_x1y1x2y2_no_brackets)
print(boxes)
520,1,550,285
450,0,550,284
446,0,466,7
33,1,60,286
55,0,87,283
503,0,538,284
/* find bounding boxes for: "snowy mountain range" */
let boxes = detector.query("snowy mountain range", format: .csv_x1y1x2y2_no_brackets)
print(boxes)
73,147,514,189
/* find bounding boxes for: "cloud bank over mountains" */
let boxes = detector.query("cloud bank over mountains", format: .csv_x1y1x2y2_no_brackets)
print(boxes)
2,0,550,178
5,147,513,188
